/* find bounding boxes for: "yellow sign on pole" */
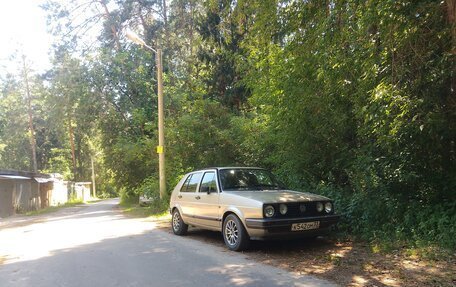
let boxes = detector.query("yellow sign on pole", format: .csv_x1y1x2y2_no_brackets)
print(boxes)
156,145,164,154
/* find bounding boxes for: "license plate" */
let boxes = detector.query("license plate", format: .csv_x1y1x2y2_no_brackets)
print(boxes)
291,221,320,231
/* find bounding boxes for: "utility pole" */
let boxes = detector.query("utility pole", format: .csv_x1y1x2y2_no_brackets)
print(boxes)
126,30,166,200
156,48,166,200
22,55,37,173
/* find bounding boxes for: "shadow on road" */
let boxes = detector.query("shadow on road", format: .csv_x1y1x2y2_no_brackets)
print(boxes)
3,202,453,287
0,221,335,287
156,224,455,287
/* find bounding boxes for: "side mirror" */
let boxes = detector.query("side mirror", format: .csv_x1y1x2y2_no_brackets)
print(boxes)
201,186,210,194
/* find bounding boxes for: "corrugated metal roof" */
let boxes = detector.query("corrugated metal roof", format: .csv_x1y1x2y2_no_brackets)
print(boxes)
0,175,31,180
34,177,53,183
0,169,51,178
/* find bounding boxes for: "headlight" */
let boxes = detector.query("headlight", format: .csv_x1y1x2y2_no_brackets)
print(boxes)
325,202,332,213
316,202,324,212
279,204,288,215
299,204,306,213
264,205,275,218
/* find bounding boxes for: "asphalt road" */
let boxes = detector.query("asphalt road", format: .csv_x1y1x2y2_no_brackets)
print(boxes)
0,199,337,287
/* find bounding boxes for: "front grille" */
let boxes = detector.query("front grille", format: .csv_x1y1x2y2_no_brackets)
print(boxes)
264,201,333,219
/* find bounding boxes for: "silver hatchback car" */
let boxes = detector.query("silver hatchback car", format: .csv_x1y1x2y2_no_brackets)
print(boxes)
169,167,340,251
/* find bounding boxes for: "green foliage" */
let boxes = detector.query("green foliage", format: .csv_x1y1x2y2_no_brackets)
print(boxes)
0,75,33,169
134,176,160,201
167,98,241,169
41,148,73,179
318,183,456,250
237,0,455,249
119,187,139,205
121,177,169,216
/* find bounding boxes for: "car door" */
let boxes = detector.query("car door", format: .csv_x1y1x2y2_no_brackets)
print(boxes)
193,171,220,229
177,172,203,224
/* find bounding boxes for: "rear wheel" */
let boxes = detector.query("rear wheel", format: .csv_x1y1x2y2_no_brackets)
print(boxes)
172,209,188,235
222,214,249,251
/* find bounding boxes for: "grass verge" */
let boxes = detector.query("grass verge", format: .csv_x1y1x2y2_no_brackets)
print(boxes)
24,199,84,216
86,198,104,204
119,200,169,219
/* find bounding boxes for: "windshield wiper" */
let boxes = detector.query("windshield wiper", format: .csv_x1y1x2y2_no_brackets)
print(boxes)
253,184,281,190
224,185,262,191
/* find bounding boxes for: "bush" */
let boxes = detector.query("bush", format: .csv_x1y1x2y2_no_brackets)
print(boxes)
97,183,118,199
145,198,170,214
123,175,171,210
316,183,456,250
119,187,139,205
134,176,161,202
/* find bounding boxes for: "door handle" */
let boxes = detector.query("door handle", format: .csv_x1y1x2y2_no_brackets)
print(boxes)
178,195,182,199
195,196,201,200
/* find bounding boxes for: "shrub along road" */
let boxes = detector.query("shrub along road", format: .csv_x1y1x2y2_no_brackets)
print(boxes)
0,199,336,287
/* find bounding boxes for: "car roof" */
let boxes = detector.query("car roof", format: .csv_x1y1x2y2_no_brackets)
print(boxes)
191,167,267,173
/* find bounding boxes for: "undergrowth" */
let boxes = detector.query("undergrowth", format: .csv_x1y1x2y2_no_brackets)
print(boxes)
315,184,456,251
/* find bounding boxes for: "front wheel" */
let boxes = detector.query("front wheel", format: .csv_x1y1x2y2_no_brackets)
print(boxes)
172,209,188,235
222,214,250,251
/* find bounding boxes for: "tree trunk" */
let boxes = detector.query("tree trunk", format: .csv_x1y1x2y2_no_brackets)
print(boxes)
446,0,455,96
444,0,455,129
68,117,77,180
99,0,121,50
442,0,456,189
22,56,38,173
163,0,169,45
187,0,195,99
189,0,194,58
447,0,456,53
91,156,96,197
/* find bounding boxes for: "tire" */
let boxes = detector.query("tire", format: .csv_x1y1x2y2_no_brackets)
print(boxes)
172,209,188,235
222,214,250,251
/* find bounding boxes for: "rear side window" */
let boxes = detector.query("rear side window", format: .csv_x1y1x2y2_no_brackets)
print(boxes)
180,175,192,192
180,172,202,192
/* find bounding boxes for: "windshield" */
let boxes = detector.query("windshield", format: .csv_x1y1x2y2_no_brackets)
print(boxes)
219,168,284,191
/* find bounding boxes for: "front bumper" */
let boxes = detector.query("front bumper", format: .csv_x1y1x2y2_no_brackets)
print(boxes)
245,214,340,240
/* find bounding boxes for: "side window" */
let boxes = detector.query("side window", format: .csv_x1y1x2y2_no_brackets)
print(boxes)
199,172,217,193
180,175,192,192
184,172,202,192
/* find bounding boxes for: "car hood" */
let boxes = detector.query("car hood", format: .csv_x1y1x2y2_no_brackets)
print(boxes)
224,190,330,203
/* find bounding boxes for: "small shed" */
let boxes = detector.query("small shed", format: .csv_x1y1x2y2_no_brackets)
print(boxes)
74,182,92,202
0,170,53,217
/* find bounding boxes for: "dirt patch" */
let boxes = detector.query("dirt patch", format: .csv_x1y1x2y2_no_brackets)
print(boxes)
243,239,456,287
150,216,171,229
152,216,456,287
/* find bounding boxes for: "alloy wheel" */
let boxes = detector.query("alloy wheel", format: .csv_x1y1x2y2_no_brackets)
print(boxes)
224,219,239,246
172,211,181,232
